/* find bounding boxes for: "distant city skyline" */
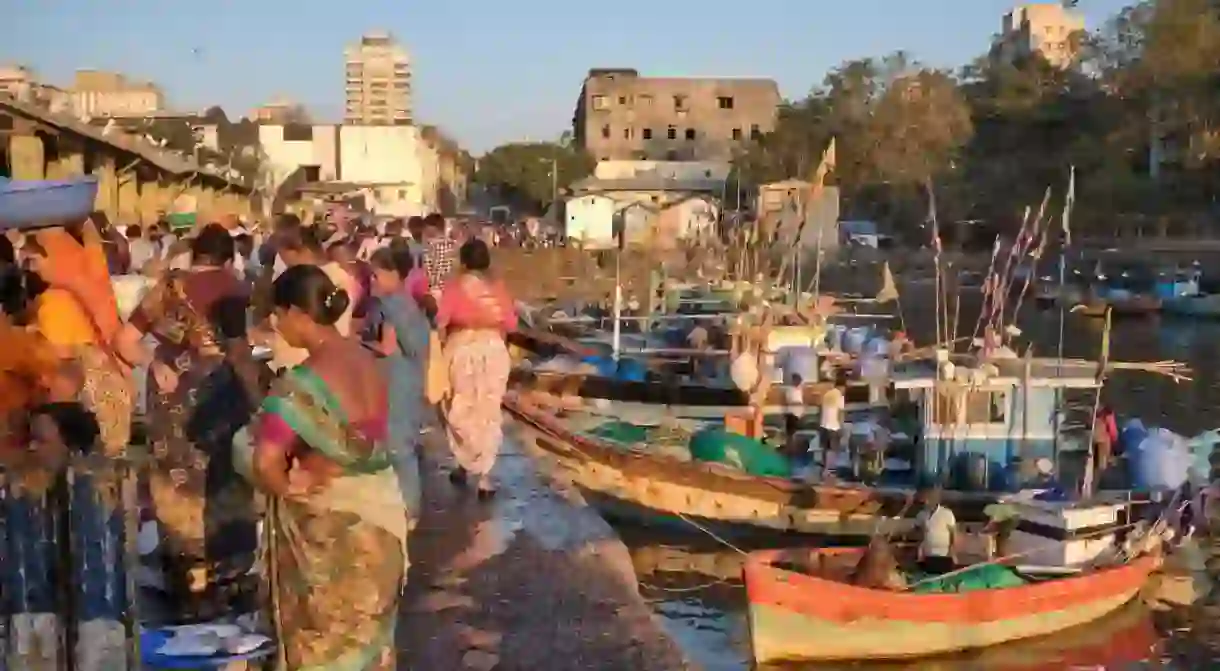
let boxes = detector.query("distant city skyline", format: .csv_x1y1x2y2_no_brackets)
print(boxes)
4,0,1129,152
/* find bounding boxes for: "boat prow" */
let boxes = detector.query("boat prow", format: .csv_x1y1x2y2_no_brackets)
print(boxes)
743,547,1160,664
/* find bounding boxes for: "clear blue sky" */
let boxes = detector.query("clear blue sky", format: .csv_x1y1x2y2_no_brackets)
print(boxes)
5,0,1131,153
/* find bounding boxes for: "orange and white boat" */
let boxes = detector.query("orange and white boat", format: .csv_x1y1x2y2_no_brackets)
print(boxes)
743,547,1160,664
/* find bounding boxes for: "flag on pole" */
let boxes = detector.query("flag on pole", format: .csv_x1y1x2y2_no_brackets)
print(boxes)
875,261,899,303
808,137,836,189
1062,166,1075,248
925,178,942,255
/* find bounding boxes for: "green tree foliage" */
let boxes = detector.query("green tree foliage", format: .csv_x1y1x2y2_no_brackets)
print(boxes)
735,53,972,228
733,0,1220,237
137,108,265,188
473,140,594,213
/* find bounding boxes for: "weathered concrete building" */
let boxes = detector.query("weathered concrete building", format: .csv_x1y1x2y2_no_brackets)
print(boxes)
993,3,1084,69
572,69,780,162
1,97,251,226
71,69,165,118
0,64,73,114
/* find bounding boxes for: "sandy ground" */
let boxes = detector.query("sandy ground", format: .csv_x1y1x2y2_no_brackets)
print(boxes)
395,426,692,671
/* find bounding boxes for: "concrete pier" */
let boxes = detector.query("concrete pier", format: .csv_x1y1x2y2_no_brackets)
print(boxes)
396,426,691,670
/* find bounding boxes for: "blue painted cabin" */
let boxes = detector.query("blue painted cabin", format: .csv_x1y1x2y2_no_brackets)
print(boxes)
891,355,1099,491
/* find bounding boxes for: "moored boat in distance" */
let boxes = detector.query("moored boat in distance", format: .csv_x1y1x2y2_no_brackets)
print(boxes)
743,546,1161,664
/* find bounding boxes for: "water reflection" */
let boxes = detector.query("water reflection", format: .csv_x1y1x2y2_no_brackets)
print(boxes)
629,541,1184,670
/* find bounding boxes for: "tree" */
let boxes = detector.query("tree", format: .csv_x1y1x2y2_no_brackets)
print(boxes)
734,52,971,229
473,140,594,213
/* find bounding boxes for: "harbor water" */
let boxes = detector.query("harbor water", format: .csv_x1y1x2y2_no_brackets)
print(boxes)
625,298,1220,669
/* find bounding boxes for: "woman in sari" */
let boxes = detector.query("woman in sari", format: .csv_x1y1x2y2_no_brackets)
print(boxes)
28,214,132,456
0,265,130,670
238,264,407,669
436,239,515,498
112,223,262,619
367,247,428,519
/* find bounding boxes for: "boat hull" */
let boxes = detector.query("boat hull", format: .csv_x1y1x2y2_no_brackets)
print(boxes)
506,396,994,538
1162,294,1220,318
743,548,1159,664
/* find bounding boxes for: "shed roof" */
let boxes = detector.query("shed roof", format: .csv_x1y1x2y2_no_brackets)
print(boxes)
0,95,247,191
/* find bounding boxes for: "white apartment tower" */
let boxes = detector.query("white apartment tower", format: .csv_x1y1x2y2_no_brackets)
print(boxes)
344,32,412,125
996,3,1085,69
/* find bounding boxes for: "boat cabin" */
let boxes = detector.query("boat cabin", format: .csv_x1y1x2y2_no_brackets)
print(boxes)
891,353,1100,491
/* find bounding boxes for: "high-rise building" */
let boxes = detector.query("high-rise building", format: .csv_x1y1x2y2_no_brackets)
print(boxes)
343,32,412,125
70,69,165,118
994,3,1085,69
572,69,780,162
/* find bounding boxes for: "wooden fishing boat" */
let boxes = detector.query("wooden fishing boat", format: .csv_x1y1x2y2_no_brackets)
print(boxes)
505,393,987,539
742,546,1160,664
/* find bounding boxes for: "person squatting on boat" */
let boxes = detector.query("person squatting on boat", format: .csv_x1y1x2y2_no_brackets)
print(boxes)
436,239,516,499
237,264,408,669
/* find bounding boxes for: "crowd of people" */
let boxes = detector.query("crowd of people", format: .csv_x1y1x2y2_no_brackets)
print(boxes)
0,209,518,669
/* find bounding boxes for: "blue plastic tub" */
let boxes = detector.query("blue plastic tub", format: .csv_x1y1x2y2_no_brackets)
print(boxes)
0,175,99,229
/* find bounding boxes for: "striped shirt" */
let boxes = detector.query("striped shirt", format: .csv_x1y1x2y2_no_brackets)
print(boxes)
424,237,457,291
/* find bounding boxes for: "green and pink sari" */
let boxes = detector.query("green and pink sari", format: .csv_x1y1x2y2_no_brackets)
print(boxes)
237,366,409,670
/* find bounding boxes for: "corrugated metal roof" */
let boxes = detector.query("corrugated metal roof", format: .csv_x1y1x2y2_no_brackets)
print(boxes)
571,175,723,193
0,95,246,191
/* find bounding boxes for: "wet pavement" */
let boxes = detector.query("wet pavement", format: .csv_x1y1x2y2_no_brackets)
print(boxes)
395,424,691,671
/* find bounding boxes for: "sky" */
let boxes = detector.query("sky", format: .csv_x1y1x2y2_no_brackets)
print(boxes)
4,0,1133,153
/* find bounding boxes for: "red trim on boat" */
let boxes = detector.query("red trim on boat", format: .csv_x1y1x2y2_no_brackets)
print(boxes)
744,548,1159,624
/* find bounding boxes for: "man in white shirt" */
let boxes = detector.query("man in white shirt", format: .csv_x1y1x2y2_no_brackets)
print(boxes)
819,385,845,477
916,487,957,575
126,224,157,273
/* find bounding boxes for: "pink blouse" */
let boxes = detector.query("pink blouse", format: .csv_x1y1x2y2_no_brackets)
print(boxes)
256,409,389,451
436,275,516,333
404,268,429,303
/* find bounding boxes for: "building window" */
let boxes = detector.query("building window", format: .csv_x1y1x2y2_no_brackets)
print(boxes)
602,125,611,139
283,124,313,142
618,95,628,105
732,128,743,140
673,95,688,112
667,126,677,140
639,94,653,107
642,128,653,140
592,95,609,110
623,127,632,139
684,128,696,141
750,124,761,140
717,96,734,110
